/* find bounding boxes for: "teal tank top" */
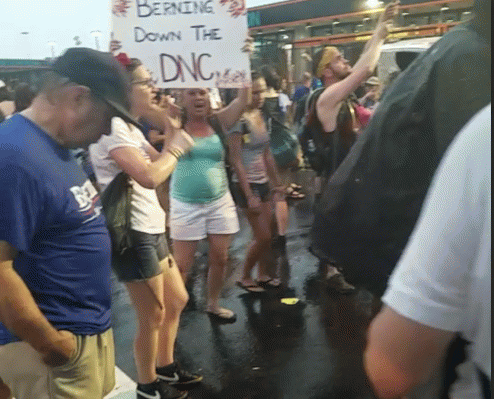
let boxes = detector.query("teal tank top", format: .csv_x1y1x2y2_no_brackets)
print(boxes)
171,134,228,204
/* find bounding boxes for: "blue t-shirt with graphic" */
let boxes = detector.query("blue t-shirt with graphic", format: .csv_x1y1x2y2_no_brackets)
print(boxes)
0,115,112,345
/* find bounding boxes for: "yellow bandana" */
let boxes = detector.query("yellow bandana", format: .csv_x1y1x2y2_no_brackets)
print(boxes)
316,46,340,78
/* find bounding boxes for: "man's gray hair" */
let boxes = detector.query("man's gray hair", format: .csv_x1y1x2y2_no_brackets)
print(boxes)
38,71,71,95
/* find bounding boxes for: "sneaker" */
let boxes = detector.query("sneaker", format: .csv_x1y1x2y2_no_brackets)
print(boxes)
157,362,203,387
325,273,356,294
136,380,187,399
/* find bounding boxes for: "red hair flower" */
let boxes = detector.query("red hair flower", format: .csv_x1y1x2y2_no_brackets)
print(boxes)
115,52,132,67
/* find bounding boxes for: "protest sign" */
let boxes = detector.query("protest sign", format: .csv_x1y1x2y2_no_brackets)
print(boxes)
111,0,251,88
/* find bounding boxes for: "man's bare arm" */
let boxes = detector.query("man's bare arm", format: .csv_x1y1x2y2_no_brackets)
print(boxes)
0,240,76,367
364,306,454,399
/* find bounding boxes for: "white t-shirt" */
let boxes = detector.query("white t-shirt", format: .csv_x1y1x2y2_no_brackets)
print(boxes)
89,117,166,234
383,104,491,396
278,93,292,114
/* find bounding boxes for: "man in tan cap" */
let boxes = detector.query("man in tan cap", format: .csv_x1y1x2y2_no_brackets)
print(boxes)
306,1,399,293
314,2,398,136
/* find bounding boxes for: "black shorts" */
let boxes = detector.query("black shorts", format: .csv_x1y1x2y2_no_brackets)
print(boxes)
112,230,169,282
231,182,271,209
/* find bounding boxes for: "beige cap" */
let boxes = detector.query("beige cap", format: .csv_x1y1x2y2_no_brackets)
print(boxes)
365,76,380,86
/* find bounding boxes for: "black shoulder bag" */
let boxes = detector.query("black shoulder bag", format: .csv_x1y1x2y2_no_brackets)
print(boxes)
99,172,133,256
79,149,133,255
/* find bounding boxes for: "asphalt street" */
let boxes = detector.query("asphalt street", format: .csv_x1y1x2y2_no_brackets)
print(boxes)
111,170,382,399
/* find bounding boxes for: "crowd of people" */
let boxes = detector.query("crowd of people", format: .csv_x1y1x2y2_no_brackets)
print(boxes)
0,0,490,398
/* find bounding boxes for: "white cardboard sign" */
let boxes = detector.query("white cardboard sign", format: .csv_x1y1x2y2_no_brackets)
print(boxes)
111,0,251,88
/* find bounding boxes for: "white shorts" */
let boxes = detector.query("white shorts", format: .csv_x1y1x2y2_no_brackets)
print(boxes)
170,192,240,241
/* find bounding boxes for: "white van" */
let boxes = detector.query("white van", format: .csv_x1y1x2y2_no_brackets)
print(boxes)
377,36,441,84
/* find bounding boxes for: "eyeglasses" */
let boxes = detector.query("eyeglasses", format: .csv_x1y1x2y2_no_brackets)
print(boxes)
131,78,154,88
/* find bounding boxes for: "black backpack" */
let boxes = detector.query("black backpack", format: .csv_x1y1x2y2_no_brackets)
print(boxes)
297,88,327,174
298,88,358,177
309,24,491,296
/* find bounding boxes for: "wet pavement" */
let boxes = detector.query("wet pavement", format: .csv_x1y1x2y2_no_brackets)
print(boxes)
111,170,382,399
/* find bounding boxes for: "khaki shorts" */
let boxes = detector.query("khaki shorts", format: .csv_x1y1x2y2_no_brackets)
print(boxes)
0,328,115,399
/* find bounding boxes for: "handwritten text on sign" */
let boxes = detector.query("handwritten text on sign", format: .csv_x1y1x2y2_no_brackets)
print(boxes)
112,0,251,88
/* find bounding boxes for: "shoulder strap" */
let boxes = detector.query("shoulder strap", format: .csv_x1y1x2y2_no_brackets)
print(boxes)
207,114,227,149
306,87,325,115
78,149,101,193
207,114,233,164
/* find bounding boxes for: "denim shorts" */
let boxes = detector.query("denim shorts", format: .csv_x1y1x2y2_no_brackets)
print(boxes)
112,230,168,282
231,182,271,209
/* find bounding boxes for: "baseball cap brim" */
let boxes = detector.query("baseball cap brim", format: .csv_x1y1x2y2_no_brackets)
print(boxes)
104,98,142,129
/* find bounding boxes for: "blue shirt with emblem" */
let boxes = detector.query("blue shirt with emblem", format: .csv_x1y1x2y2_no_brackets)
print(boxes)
0,115,112,345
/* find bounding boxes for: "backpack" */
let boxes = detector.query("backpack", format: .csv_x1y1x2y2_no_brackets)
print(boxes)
267,115,299,169
297,88,326,173
298,88,358,176
309,24,491,296
262,97,299,169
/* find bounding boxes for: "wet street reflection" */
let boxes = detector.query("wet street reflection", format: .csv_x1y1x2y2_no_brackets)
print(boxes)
111,172,381,399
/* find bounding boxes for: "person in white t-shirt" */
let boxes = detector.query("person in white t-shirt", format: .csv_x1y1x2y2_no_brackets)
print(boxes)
364,104,491,398
90,54,201,399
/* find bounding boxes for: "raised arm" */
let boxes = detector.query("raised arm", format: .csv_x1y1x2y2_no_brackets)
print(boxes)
317,1,399,130
0,241,76,368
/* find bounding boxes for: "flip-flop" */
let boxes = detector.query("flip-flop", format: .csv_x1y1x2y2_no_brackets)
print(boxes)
289,183,302,191
206,307,237,323
236,281,265,293
256,278,282,289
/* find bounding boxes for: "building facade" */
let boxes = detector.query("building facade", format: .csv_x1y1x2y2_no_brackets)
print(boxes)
0,59,50,91
247,0,474,91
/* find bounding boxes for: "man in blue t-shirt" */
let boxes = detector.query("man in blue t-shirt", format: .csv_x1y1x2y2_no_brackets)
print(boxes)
0,48,138,399
292,72,312,104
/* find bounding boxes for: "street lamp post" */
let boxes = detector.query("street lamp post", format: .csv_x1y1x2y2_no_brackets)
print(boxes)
21,32,30,59
90,30,102,50
48,41,56,59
